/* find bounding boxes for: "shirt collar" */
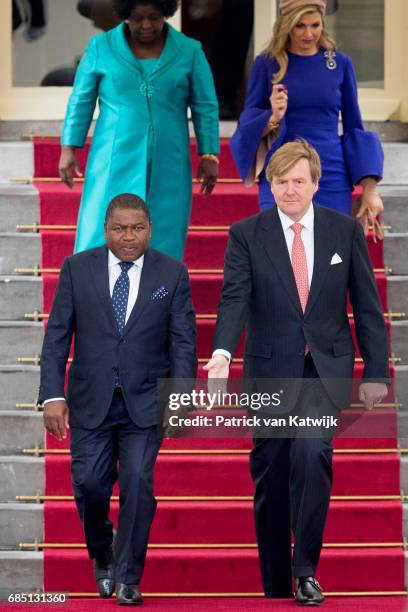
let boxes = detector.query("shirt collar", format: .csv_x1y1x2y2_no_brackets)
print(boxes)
108,249,144,269
277,202,314,232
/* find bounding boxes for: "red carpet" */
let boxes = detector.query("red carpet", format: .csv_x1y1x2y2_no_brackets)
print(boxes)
32,137,405,600
44,453,400,497
44,500,402,544
3,598,408,611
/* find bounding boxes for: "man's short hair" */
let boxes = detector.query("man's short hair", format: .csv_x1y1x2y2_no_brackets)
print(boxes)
265,139,322,184
104,193,151,225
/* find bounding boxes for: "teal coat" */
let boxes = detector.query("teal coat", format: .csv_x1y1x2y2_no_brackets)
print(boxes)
61,23,219,259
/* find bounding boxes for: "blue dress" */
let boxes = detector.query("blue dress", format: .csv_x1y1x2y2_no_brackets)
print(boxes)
230,50,383,214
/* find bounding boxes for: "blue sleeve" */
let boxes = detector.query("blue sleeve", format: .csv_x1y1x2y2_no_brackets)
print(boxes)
341,56,383,185
169,265,197,379
39,258,76,403
61,36,101,148
189,43,220,155
230,56,288,183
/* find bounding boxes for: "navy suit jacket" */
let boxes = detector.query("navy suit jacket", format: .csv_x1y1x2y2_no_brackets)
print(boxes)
213,205,390,408
39,246,197,428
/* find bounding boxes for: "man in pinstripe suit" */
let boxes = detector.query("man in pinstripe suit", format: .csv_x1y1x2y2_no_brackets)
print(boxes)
205,141,389,605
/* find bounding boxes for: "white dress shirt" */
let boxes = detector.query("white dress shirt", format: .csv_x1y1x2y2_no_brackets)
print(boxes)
213,203,315,363
43,250,144,405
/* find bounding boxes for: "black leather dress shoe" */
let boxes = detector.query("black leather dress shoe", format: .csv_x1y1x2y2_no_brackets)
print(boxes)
93,551,114,598
295,577,324,606
116,583,143,606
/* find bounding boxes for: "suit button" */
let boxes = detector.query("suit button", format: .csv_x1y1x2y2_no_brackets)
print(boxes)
112,367,118,373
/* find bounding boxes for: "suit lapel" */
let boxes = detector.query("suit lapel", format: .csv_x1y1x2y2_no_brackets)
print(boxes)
304,206,336,318
111,23,179,79
123,249,159,334
90,246,120,334
259,207,303,315
149,24,180,79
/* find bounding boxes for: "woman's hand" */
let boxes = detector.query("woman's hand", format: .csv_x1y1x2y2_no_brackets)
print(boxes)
58,146,82,188
356,179,384,241
197,157,219,196
269,84,288,124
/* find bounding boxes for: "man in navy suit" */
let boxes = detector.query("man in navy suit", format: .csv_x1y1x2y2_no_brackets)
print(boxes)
40,193,197,605
204,141,389,605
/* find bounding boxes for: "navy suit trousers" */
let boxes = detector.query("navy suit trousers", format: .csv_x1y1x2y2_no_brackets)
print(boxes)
70,389,160,584
249,355,335,597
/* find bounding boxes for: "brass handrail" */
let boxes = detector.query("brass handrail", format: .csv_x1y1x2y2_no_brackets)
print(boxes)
10,176,242,184
14,267,391,276
16,224,231,232
15,355,401,365
15,494,408,502
24,311,406,321
21,447,406,457
19,541,404,550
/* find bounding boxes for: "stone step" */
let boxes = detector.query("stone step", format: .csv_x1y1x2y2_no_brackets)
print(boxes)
0,322,43,365
406,553,408,590
1,185,408,234
0,412,43,455
395,366,408,410
391,322,408,365
400,456,408,495
0,139,408,182
0,140,407,188
398,411,408,444
0,551,42,599
0,143,33,182
382,144,408,186
0,366,40,411
380,187,408,233
1,230,408,277
0,276,42,320
0,456,43,502
0,233,40,276
388,277,408,318
0,184,38,233
384,233,408,275
0,504,43,550
0,273,406,324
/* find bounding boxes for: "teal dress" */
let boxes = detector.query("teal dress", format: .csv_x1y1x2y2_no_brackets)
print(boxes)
61,23,219,259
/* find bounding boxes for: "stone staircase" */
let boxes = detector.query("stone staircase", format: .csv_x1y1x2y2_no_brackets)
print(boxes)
0,132,407,596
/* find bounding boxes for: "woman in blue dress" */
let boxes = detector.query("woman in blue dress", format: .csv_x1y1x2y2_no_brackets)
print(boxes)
230,0,384,235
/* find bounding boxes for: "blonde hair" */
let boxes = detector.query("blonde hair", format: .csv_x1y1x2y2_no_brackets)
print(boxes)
263,4,336,83
266,140,322,184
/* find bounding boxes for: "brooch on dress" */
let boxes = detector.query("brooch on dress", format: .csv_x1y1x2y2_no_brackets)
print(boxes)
324,50,337,70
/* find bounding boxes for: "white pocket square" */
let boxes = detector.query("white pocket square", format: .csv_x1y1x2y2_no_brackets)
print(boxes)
330,253,343,265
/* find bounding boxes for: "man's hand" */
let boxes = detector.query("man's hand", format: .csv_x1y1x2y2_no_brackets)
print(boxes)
162,402,189,438
358,382,388,410
203,354,230,378
44,400,69,440
203,354,230,396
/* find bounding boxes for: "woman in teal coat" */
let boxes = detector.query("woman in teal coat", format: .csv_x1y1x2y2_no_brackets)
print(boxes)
59,0,219,259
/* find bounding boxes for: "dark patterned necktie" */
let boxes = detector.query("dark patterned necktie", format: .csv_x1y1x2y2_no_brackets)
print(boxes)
112,261,133,334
